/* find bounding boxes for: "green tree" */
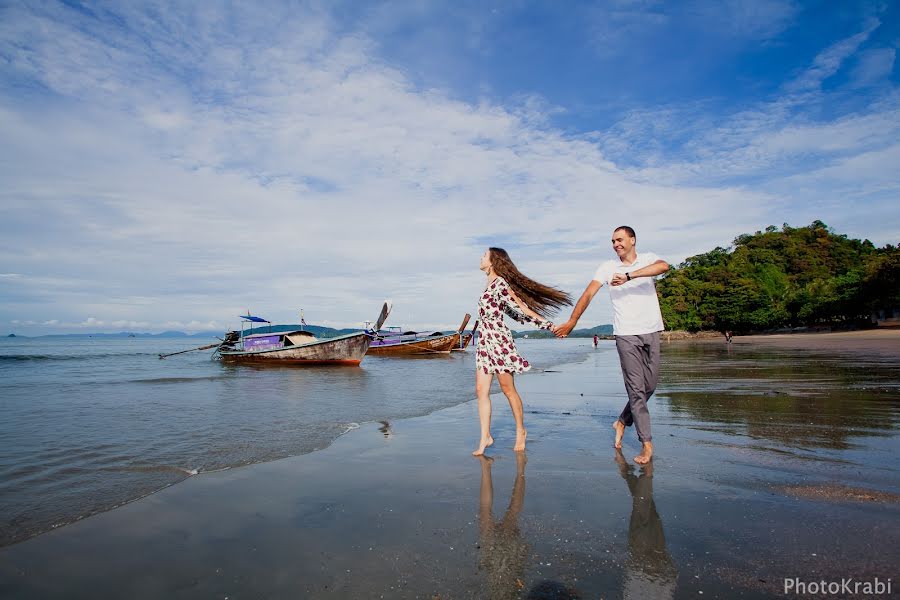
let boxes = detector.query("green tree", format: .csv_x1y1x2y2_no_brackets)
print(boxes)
656,222,897,332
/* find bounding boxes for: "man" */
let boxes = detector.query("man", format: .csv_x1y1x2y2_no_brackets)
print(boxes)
553,226,669,464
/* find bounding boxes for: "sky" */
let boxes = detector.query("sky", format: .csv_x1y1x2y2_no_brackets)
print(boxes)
1,0,898,336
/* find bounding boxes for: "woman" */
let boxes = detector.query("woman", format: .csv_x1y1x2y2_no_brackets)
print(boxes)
473,247,571,456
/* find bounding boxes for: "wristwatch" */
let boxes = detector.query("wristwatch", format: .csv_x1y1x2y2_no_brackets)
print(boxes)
626,272,632,281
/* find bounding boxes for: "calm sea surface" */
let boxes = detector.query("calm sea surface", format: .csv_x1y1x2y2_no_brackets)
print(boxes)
0,336,589,546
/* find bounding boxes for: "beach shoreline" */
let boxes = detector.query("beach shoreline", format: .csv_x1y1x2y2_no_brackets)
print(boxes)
668,328,900,355
1,338,897,598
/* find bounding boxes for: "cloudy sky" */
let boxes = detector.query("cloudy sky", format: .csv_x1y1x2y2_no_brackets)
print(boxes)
1,0,898,335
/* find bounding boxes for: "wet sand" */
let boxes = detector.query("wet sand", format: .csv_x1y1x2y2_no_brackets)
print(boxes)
689,328,900,356
1,337,898,599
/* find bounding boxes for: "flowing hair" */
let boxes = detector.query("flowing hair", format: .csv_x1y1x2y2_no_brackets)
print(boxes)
489,247,572,318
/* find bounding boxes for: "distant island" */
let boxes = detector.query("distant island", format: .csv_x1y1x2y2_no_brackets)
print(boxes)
10,322,615,340
512,324,613,339
12,331,222,340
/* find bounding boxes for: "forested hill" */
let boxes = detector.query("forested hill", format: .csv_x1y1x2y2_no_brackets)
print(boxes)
657,221,899,333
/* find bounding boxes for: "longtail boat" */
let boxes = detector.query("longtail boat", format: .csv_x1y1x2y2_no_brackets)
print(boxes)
213,302,391,365
451,319,478,352
367,314,470,356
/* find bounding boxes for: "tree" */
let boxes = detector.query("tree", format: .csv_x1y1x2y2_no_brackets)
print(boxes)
657,222,897,332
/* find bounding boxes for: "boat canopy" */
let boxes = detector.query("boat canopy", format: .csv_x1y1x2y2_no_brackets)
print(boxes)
240,315,270,323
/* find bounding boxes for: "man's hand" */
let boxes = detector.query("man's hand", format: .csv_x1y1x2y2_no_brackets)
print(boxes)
552,320,576,338
610,272,628,286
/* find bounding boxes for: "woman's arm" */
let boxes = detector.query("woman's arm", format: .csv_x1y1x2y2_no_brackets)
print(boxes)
503,286,553,330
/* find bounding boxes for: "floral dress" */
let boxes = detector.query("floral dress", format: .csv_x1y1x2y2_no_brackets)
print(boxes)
476,277,553,374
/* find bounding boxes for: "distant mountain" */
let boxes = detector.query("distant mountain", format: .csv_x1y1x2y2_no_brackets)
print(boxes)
511,324,613,339
34,331,215,339
243,324,363,339
244,324,474,339
23,322,602,340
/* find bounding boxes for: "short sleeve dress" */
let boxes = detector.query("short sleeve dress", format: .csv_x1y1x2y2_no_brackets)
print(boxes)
476,277,553,375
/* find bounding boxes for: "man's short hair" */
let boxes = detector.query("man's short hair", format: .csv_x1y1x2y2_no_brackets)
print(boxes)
614,225,636,240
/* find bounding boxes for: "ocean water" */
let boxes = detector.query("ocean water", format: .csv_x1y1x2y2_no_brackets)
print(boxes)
0,336,590,547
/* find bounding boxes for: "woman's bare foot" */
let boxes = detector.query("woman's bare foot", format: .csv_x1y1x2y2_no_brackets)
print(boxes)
634,441,653,464
613,420,625,449
514,428,527,452
472,435,494,456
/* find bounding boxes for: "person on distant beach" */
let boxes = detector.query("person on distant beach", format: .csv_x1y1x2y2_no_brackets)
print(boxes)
473,247,572,456
593,334,599,348
725,330,733,343
552,226,669,464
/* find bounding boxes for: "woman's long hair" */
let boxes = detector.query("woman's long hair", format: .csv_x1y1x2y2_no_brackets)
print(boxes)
489,247,572,318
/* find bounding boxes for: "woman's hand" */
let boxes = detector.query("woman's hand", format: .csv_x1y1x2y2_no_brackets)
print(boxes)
552,320,576,338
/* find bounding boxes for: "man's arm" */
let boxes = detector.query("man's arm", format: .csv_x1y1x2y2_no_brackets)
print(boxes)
552,280,603,337
610,260,670,286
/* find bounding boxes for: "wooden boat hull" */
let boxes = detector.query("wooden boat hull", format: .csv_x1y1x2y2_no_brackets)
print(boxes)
451,333,473,351
367,332,458,355
219,332,372,365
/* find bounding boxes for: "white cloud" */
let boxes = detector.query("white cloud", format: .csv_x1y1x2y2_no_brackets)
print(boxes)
852,48,896,87
594,18,900,248
0,2,896,337
691,0,798,39
786,17,880,93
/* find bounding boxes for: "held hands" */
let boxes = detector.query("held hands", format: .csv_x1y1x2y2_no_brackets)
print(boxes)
551,319,576,338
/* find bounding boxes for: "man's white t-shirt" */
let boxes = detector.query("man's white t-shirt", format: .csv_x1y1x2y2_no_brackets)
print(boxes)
593,251,665,336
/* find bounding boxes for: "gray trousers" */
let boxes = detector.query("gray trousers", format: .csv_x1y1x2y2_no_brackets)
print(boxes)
615,332,660,443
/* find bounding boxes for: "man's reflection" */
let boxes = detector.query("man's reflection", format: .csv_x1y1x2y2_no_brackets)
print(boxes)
477,453,529,600
615,449,677,599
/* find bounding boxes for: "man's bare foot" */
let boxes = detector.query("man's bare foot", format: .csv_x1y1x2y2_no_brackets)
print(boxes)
634,441,653,464
514,428,527,452
472,435,494,456
613,420,625,449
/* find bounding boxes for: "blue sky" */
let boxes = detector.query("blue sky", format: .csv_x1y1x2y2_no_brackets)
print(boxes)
1,0,898,335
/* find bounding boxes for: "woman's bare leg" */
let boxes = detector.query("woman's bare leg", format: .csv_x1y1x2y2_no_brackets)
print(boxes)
473,369,495,456
496,372,527,451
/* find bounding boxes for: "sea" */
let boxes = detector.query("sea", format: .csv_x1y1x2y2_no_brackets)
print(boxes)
0,335,590,547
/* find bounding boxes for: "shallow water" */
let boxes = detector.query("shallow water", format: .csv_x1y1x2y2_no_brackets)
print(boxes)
0,336,898,598
657,342,900,488
0,336,588,546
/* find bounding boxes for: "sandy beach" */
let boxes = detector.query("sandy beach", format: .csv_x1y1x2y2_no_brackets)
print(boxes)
679,328,900,355
1,334,897,599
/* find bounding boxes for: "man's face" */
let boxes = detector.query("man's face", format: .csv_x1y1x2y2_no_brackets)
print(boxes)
611,229,635,259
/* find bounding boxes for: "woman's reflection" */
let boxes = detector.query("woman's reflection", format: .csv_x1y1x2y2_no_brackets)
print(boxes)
615,449,678,599
477,453,529,599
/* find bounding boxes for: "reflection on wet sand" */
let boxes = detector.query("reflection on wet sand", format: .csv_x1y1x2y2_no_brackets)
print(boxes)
660,343,900,451
615,449,677,599
477,454,528,600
